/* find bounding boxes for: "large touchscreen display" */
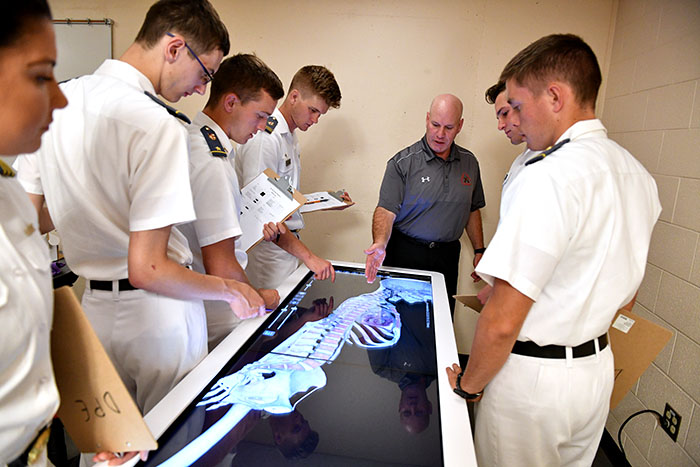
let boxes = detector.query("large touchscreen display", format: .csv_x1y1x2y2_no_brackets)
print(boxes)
143,266,440,466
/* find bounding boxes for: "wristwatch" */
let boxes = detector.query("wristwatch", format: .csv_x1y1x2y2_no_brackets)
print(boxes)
453,369,483,400
474,247,486,255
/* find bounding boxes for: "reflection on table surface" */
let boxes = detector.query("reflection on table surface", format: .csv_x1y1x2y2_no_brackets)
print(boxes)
144,269,441,467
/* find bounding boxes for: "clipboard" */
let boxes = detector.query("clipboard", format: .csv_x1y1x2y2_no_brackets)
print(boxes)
51,286,157,452
453,294,484,313
239,168,306,252
608,310,672,409
299,189,354,213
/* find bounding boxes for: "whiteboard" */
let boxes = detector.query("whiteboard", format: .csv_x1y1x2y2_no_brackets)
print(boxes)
54,21,112,82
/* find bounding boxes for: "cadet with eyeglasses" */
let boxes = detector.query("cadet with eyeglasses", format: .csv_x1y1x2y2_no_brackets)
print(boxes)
14,0,265,418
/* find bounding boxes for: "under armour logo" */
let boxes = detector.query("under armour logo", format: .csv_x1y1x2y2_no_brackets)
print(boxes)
421,176,430,183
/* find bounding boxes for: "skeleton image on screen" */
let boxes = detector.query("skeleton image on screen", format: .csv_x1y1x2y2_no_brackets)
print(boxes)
158,277,432,466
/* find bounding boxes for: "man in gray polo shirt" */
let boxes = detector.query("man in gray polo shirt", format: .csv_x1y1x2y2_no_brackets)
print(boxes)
364,94,485,314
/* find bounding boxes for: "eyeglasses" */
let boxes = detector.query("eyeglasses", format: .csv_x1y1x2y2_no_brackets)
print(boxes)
166,32,214,84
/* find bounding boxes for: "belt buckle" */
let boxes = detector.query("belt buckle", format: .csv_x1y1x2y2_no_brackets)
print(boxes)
27,425,51,465
428,241,436,249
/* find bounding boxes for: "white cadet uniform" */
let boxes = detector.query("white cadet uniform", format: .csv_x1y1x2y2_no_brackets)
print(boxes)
501,147,534,196
474,119,661,466
235,108,302,289
0,167,57,466
14,59,207,414
178,112,248,351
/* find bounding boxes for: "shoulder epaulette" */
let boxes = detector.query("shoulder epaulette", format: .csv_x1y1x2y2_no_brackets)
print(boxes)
200,126,228,158
525,138,571,166
264,116,278,134
0,159,16,177
144,91,191,124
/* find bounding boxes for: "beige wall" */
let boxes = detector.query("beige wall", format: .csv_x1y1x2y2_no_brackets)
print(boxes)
601,1,700,466
50,0,615,302
49,0,700,463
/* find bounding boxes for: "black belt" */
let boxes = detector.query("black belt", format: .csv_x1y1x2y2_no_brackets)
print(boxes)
511,334,608,359
394,229,457,249
89,278,138,292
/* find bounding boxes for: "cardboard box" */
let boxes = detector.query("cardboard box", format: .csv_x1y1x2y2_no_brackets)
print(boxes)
453,295,672,410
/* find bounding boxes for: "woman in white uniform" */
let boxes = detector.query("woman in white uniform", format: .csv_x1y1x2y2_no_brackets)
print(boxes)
0,3,66,465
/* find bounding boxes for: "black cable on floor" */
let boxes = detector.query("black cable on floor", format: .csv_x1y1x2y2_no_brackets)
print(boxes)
617,409,663,463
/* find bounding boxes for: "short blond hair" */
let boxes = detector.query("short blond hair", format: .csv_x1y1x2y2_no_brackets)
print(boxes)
289,65,341,108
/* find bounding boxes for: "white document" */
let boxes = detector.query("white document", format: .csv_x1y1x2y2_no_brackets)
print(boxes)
612,314,635,333
299,191,348,213
239,170,304,252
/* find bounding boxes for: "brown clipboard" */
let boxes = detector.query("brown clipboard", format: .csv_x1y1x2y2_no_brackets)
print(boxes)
454,294,484,313
299,190,354,213
240,168,306,252
51,286,157,452
608,310,672,409
263,168,307,206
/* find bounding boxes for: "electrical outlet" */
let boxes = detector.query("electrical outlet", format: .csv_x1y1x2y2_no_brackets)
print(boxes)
661,403,681,442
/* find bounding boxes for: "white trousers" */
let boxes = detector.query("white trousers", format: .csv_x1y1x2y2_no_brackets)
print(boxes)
245,239,299,290
475,345,614,467
204,300,242,352
82,287,207,414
